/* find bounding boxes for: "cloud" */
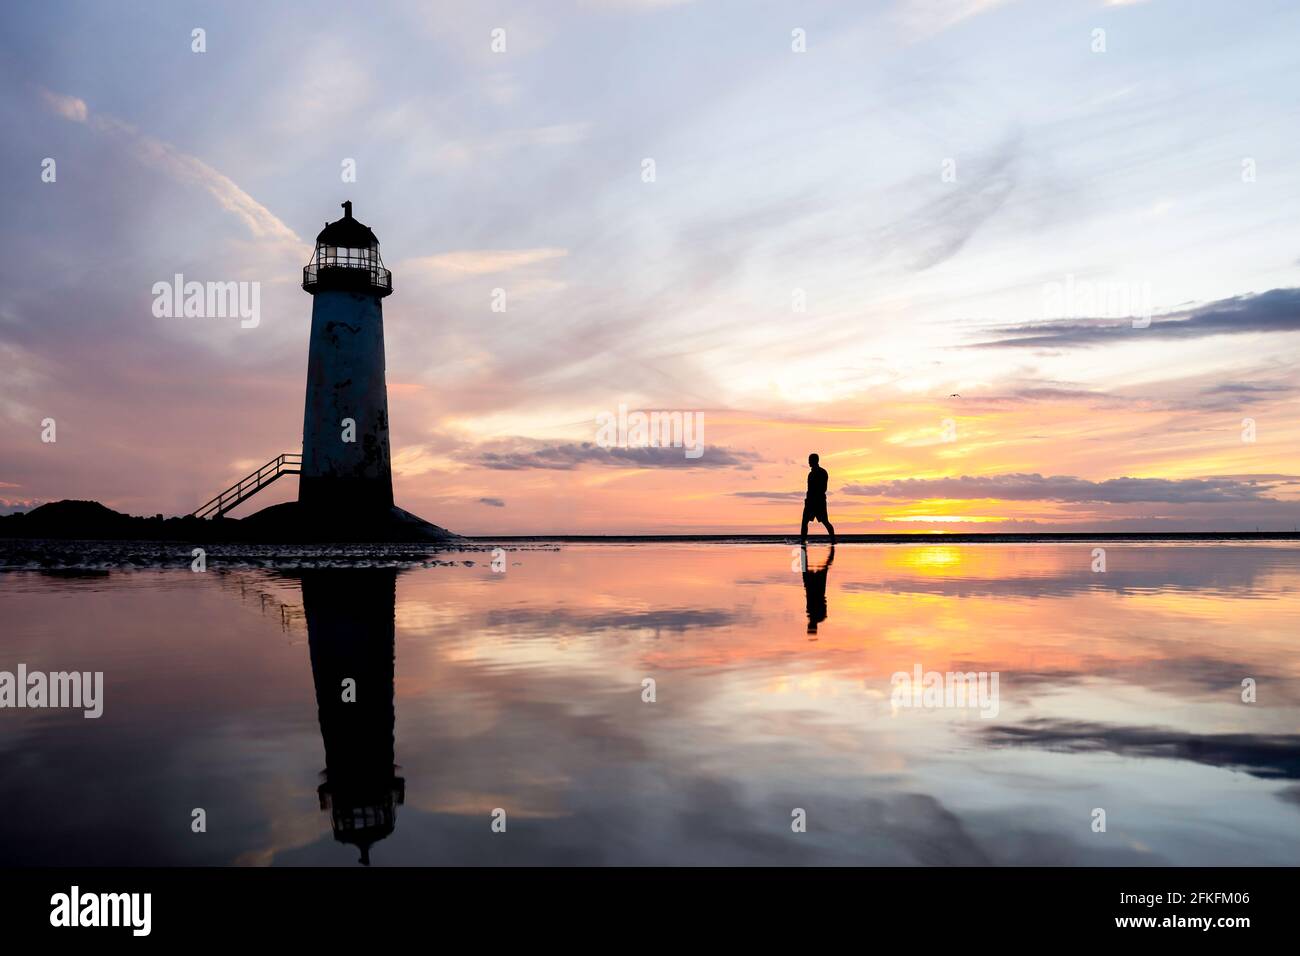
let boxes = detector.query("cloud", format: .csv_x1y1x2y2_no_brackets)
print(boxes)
581,0,697,10
38,87,303,252
973,287,1300,349
1187,380,1295,411
476,441,759,470
984,719,1300,780
730,490,805,501
878,134,1021,271
425,123,591,171
895,0,1013,38
1201,382,1292,396
478,497,506,507
954,385,1132,408
105,120,302,248
39,89,87,123
840,473,1285,503
402,247,567,278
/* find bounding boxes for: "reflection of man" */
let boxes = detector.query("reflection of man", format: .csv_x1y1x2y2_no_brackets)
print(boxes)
800,453,836,545
802,545,835,636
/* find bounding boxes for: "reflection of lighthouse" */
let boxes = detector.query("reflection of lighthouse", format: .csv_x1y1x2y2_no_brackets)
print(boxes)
301,568,404,865
300,201,395,516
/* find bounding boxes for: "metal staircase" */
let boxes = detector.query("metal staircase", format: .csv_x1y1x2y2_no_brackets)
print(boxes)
192,453,301,519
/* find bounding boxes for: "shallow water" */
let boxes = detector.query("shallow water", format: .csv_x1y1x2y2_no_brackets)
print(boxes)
1,542,1297,866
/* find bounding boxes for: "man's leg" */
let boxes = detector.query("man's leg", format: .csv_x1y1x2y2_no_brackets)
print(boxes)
820,504,836,544
800,503,811,543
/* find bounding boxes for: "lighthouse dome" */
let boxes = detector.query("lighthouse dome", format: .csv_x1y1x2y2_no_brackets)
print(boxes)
315,200,379,246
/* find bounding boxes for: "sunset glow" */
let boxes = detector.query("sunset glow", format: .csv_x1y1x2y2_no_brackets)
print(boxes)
2,2,1298,535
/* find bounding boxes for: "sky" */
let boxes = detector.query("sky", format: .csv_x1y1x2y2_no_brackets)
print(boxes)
2,0,1299,534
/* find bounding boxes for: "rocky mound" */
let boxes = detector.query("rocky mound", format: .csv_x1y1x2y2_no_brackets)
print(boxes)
0,499,457,543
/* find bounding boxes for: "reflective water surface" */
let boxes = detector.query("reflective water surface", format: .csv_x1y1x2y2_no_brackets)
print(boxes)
1,542,1297,865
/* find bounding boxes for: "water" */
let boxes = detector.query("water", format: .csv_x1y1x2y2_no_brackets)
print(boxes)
0,542,1297,866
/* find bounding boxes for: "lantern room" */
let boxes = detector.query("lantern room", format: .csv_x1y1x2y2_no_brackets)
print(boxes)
302,200,393,297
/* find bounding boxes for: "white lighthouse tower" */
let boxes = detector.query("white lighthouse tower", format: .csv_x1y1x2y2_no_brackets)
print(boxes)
300,201,395,516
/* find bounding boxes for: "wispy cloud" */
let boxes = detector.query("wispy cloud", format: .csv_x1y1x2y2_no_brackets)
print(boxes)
984,719,1300,780
894,0,1014,39
39,87,303,252
402,247,567,278
477,440,760,470
876,134,1024,272
841,473,1288,503
39,88,87,122
972,288,1300,349
426,123,591,171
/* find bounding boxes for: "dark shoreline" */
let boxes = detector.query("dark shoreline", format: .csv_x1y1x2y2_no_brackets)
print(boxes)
3,532,1298,548
469,532,1300,543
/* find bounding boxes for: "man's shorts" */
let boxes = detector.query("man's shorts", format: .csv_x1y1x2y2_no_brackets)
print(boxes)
802,498,829,524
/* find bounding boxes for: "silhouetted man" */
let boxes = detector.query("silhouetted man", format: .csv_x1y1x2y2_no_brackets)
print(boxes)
800,453,836,544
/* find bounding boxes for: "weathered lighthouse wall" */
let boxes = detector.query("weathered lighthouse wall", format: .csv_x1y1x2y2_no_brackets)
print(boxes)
299,289,394,513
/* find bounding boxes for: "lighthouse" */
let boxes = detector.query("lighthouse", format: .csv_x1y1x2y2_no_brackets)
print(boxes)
192,200,453,540
300,201,395,516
